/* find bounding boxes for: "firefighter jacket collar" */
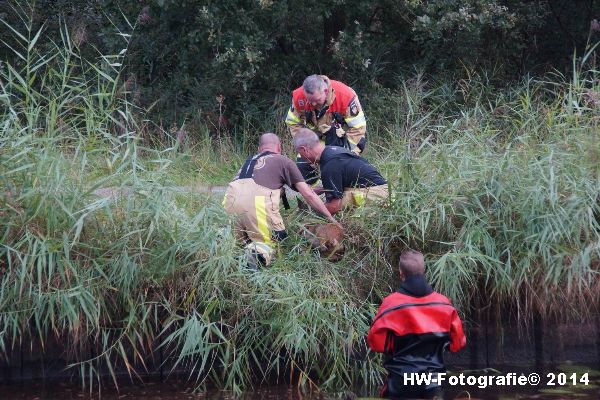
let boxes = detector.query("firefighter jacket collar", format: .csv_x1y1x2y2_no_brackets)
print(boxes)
320,75,336,108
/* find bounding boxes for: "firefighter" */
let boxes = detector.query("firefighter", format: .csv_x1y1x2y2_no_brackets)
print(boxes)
292,129,388,215
223,133,339,269
285,75,367,184
367,250,467,400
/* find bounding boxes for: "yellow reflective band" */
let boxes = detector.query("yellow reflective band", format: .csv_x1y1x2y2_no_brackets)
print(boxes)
255,195,271,243
222,193,227,206
285,109,301,125
245,241,274,266
353,191,366,207
345,111,366,128
347,136,357,145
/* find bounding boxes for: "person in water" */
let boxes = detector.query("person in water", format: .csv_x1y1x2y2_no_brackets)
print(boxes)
367,250,466,399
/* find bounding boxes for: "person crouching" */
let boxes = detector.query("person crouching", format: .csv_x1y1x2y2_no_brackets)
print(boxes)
223,133,340,269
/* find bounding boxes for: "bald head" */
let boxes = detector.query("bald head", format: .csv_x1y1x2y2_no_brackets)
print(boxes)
258,133,282,154
399,250,425,277
259,133,280,149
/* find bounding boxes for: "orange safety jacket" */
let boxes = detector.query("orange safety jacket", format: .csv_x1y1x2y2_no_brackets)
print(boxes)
285,76,366,152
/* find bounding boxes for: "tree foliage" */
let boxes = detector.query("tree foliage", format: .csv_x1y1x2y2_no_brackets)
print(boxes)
2,0,600,133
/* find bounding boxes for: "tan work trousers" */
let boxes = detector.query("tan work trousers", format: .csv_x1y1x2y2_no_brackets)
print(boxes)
222,178,285,244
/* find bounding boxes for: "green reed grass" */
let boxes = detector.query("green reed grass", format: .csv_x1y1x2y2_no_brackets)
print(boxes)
1,6,599,396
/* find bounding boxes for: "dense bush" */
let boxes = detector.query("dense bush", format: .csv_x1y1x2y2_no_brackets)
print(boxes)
2,0,600,136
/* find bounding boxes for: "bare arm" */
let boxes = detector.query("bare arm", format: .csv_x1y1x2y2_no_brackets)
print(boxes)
325,198,343,215
295,182,341,226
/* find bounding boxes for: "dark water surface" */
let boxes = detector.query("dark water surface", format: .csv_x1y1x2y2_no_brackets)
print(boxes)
0,382,598,400
0,366,598,400
0,380,305,400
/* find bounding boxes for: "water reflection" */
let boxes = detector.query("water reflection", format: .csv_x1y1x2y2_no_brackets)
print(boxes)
0,366,599,400
0,380,310,400
1,381,599,400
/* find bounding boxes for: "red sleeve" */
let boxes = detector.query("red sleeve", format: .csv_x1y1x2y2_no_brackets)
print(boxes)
367,297,393,353
449,309,466,352
292,87,306,112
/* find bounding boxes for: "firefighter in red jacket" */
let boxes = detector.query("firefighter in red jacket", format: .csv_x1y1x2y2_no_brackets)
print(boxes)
367,250,466,400
285,75,366,183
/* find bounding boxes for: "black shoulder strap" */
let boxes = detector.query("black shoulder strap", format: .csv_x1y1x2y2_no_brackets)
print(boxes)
239,151,274,179
281,188,290,210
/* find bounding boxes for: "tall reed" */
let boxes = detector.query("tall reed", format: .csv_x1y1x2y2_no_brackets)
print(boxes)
1,5,599,396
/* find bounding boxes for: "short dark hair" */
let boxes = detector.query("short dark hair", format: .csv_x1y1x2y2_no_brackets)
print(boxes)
399,250,425,276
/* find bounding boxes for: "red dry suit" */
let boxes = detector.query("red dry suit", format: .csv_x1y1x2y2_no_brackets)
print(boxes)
367,275,466,398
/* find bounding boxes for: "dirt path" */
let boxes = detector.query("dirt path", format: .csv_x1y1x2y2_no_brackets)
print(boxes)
93,185,300,200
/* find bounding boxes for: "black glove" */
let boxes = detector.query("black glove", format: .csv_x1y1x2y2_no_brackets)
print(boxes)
325,124,338,136
357,137,366,152
324,124,348,148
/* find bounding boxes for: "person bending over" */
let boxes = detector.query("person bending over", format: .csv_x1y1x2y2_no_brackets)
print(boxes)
292,128,388,215
285,75,367,183
223,133,339,268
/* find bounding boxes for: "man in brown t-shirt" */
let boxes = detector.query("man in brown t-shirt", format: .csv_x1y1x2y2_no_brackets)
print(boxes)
223,133,339,268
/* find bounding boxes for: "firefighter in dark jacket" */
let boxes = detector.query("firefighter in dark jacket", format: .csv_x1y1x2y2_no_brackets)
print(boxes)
292,128,388,215
367,250,466,400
